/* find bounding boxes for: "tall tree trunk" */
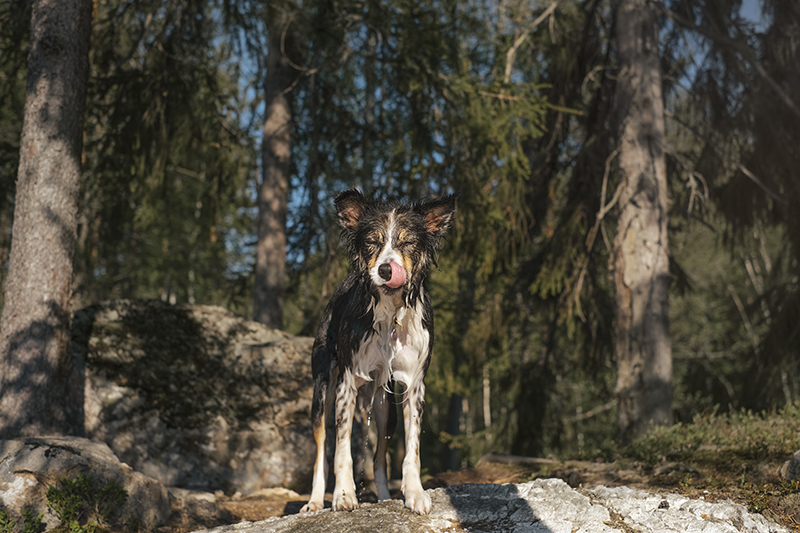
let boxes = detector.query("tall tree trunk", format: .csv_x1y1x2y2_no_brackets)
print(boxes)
0,0,92,438
253,10,293,329
613,0,672,445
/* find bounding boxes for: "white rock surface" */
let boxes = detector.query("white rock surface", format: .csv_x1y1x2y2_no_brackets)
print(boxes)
192,478,789,533
589,484,787,533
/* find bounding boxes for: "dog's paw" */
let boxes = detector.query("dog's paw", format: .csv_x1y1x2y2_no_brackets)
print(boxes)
403,488,432,515
300,500,324,513
332,490,359,512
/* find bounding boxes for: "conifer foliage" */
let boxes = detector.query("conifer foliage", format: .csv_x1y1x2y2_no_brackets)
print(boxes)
0,0,797,466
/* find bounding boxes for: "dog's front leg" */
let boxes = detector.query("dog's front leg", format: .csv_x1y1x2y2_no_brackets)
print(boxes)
401,381,432,514
300,380,328,513
372,384,396,501
332,368,359,511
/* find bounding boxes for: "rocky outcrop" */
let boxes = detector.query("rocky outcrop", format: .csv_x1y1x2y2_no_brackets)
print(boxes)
590,484,786,533
192,479,789,533
73,299,315,495
0,437,171,531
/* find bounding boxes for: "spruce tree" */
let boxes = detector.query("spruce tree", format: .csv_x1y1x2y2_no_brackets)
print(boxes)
0,0,92,437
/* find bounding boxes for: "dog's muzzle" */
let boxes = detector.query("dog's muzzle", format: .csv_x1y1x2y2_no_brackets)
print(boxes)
379,261,406,289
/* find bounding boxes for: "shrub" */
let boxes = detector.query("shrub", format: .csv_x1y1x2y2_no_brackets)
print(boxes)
0,511,14,533
20,510,43,533
626,404,800,468
0,509,44,533
46,474,127,533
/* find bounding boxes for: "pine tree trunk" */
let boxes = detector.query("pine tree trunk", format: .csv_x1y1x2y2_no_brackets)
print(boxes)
613,0,672,445
253,12,292,329
0,0,92,438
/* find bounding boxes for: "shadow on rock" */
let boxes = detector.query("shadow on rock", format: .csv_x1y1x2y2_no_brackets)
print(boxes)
438,483,552,533
73,299,315,495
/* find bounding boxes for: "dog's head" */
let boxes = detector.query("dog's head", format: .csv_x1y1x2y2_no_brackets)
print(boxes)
335,189,456,294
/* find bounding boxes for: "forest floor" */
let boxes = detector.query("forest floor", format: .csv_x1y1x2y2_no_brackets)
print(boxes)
167,452,800,532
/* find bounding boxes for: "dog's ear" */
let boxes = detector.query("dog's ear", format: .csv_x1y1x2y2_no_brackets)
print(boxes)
335,189,366,232
416,194,457,239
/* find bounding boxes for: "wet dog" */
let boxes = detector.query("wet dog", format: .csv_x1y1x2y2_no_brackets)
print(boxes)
300,189,456,515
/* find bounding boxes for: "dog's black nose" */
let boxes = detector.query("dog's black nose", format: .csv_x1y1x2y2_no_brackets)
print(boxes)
378,263,392,281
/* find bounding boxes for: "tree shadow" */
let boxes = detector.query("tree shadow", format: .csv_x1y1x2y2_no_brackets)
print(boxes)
0,298,84,439
74,299,314,493
280,483,552,532
444,483,554,533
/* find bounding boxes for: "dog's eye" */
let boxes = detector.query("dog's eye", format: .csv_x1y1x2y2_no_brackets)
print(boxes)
396,240,413,249
365,238,381,248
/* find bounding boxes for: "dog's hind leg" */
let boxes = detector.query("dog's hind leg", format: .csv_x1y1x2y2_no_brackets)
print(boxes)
372,382,397,501
332,368,359,511
401,380,432,515
300,371,330,513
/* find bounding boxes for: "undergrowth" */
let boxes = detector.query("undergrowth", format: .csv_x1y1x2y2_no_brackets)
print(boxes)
0,511,13,533
46,474,127,533
0,509,44,533
625,403,800,468
620,404,800,522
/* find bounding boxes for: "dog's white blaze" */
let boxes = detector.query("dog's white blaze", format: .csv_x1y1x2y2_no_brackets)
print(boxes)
352,295,394,388
369,210,405,288
390,300,430,388
352,295,429,391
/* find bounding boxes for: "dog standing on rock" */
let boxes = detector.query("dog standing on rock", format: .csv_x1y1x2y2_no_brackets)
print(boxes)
300,189,456,515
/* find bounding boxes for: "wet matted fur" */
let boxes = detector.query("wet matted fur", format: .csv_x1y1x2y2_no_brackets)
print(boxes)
300,189,456,515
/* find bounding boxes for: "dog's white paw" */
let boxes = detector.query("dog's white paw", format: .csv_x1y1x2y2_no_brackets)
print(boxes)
300,500,324,513
403,488,432,515
332,490,359,512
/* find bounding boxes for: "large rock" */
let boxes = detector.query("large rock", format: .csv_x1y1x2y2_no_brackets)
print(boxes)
73,299,315,495
191,479,789,533
0,436,171,531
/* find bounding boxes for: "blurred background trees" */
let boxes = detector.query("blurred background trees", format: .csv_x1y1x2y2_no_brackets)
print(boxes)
0,0,798,470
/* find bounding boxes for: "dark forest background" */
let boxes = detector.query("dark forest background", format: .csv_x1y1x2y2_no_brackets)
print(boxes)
1,0,799,474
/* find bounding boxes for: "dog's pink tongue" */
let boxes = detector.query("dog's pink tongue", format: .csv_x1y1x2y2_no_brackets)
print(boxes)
385,261,406,289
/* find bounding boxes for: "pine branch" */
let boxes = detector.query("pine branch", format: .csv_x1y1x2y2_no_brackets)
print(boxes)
664,110,786,206
503,0,561,84
573,147,620,322
656,1,800,120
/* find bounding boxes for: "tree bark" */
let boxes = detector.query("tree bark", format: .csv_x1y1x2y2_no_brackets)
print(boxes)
0,0,92,438
613,0,672,445
253,10,293,329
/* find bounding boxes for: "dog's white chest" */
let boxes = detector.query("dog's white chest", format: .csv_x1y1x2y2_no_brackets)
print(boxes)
352,296,430,389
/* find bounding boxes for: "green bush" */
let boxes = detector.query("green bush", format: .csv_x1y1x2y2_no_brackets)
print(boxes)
20,510,43,533
46,474,127,533
0,511,15,533
0,509,44,533
626,404,800,468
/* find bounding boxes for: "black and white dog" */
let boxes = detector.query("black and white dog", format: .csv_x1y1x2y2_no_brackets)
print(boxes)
300,189,456,515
